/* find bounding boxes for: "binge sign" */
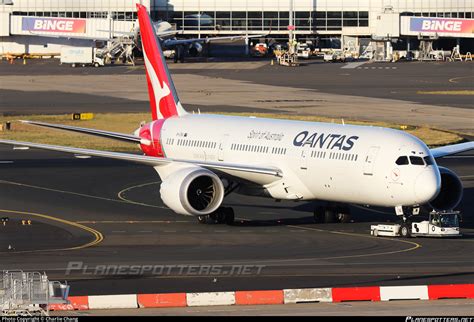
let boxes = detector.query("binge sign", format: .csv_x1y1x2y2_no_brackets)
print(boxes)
22,17,86,34
410,17,474,34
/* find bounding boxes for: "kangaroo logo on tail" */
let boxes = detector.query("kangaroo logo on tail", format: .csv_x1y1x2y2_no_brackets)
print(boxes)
137,4,187,120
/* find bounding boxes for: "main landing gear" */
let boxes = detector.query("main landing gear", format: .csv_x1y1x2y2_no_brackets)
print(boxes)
173,45,186,63
314,205,351,223
197,207,235,225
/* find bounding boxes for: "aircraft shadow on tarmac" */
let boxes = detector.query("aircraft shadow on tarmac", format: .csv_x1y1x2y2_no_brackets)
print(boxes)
378,272,474,285
225,201,397,227
226,186,473,229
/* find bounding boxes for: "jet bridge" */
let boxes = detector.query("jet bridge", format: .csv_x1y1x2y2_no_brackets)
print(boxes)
1,270,69,316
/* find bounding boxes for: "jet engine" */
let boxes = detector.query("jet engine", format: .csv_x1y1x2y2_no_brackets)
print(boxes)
160,166,225,216
188,43,203,57
428,167,463,211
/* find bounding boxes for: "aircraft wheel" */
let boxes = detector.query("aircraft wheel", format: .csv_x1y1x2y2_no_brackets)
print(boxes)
197,215,210,224
213,207,234,225
324,208,336,223
336,207,351,223
224,207,235,225
313,206,324,223
400,224,411,238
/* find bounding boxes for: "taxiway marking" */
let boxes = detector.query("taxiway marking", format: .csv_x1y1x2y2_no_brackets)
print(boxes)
117,181,167,209
285,224,422,261
448,75,474,83
0,209,103,253
76,220,190,224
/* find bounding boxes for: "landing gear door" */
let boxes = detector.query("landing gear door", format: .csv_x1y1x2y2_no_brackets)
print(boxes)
218,134,229,162
363,146,380,176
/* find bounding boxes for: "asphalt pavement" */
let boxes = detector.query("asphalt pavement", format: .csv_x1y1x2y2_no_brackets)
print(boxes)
0,146,472,296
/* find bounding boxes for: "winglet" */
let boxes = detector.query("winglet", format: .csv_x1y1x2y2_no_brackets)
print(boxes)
136,4,187,120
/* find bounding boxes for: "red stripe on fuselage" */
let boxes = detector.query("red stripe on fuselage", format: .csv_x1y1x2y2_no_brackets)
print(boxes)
138,119,166,157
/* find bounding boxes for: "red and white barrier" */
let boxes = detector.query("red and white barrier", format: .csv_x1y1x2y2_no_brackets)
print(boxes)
235,290,284,305
380,285,429,301
332,286,381,302
186,292,235,307
283,288,332,304
137,293,187,308
88,294,138,309
49,283,474,311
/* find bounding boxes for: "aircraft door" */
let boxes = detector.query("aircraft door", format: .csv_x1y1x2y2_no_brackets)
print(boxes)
363,146,380,176
300,144,309,170
218,134,229,161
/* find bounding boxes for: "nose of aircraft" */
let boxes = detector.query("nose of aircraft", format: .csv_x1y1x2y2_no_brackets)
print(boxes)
414,169,441,204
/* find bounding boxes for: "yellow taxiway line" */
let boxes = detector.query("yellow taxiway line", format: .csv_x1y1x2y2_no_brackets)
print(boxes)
0,209,103,253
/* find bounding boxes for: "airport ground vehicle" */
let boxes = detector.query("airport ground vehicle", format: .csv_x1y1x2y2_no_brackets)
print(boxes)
60,46,104,68
251,43,268,57
323,50,345,62
296,43,311,59
371,211,461,238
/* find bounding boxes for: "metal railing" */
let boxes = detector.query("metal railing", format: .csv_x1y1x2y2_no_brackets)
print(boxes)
1,270,69,316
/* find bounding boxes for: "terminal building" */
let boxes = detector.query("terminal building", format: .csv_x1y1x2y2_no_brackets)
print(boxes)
1,0,473,56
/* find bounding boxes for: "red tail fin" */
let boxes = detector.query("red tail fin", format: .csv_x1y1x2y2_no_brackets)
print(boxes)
136,4,186,120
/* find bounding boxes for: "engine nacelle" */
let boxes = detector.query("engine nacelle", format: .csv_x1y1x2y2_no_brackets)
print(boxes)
188,43,203,57
160,166,224,216
428,167,463,211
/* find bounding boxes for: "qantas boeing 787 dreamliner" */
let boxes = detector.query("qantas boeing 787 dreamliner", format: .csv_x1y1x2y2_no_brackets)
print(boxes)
1,4,472,225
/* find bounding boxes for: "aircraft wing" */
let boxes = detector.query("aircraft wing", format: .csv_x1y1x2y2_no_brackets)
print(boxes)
21,33,112,41
430,141,474,158
98,29,181,38
163,34,266,47
19,120,143,144
0,139,282,181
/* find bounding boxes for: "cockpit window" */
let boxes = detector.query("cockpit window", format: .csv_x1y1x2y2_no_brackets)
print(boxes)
424,156,434,165
396,156,409,165
410,156,425,165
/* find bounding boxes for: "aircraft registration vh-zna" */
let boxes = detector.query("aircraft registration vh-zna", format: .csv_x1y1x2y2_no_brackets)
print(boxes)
1,4,472,226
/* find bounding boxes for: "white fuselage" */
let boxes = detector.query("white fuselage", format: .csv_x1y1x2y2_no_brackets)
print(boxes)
156,114,441,208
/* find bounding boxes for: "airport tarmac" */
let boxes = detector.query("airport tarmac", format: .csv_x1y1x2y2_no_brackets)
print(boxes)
0,145,472,297
1,59,473,135
0,57,472,315
52,299,474,316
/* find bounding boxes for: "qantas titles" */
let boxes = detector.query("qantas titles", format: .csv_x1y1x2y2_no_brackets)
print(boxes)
293,131,359,151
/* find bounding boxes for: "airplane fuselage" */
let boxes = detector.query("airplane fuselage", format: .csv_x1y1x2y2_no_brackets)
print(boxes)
138,114,441,208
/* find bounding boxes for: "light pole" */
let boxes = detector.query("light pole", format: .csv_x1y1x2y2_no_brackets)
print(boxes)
288,0,295,55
